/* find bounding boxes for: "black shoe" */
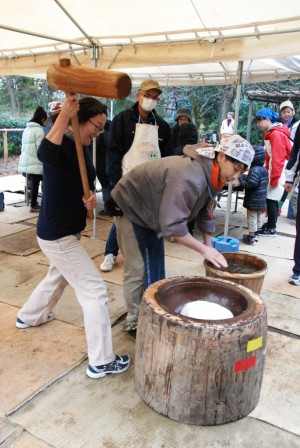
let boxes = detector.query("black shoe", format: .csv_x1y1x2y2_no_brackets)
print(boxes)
99,209,109,216
30,204,41,213
127,329,136,340
258,227,276,237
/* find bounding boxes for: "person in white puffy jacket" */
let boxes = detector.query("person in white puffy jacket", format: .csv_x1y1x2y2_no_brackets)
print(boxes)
18,106,48,212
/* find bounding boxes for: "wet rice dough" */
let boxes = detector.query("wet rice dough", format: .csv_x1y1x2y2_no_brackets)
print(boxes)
180,300,233,320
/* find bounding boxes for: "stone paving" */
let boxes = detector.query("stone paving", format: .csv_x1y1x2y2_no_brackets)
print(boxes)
0,175,299,447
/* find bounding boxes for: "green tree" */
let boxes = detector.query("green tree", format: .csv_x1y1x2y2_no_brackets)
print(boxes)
1,75,300,156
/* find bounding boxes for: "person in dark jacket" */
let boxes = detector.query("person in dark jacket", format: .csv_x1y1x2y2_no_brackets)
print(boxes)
88,117,111,214
173,121,199,238
239,146,269,245
106,80,173,187
102,79,173,273
171,108,193,151
88,119,120,272
16,96,131,379
278,100,300,216
174,122,198,155
285,124,300,285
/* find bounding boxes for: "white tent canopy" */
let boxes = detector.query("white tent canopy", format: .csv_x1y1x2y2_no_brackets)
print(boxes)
1,0,300,85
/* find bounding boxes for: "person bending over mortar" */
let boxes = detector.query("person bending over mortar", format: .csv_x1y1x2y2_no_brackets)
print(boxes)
107,134,254,338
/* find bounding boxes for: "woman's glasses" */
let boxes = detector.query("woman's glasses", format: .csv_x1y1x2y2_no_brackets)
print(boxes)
88,118,105,133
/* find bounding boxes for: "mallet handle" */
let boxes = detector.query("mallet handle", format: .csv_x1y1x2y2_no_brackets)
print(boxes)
67,93,94,220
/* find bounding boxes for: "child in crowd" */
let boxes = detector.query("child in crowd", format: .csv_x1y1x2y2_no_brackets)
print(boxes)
239,146,269,245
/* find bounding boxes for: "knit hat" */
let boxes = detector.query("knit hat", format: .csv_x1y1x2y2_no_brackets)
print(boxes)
139,79,162,94
256,107,279,123
280,100,294,111
178,122,198,145
214,135,254,167
175,108,192,122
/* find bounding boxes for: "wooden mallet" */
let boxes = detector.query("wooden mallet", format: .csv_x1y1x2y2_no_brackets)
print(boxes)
47,58,132,218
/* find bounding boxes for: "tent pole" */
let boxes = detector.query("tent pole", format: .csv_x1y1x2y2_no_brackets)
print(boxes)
246,100,253,141
92,45,99,239
223,61,243,241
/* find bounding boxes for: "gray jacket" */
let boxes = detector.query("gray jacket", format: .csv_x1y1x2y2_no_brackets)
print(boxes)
112,148,218,237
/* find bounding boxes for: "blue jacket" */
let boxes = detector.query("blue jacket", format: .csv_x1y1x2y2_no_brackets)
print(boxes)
239,146,269,211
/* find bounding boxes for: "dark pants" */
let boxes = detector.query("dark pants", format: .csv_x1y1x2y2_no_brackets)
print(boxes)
104,223,119,256
293,188,300,275
266,199,278,229
30,174,43,208
188,219,195,236
132,223,165,288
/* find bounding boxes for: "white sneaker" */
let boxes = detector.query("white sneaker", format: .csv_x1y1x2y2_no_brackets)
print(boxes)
16,311,55,329
100,254,117,272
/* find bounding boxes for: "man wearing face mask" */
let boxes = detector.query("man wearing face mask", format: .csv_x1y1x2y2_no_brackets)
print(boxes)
106,79,172,187
101,80,172,278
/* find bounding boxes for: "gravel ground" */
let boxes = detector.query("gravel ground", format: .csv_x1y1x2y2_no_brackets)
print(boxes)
0,155,20,176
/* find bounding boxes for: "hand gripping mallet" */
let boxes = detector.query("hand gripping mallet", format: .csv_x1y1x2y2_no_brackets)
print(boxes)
47,58,132,218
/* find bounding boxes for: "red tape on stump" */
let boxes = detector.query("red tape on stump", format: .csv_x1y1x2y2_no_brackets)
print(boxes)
234,356,256,372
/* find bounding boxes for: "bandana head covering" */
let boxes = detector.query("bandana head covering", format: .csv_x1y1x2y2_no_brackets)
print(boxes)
255,108,279,123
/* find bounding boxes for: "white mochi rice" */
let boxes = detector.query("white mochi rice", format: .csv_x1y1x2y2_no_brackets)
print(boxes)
180,300,233,320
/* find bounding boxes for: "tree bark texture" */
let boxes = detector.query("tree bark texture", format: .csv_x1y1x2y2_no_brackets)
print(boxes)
135,276,267,426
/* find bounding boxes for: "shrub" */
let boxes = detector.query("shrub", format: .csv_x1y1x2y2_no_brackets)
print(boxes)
0,117,27,156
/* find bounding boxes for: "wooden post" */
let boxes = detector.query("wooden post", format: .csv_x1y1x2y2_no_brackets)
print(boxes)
3,131,8,163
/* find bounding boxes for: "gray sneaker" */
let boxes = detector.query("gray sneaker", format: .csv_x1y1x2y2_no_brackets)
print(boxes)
123,322,137,332
123,322,137,340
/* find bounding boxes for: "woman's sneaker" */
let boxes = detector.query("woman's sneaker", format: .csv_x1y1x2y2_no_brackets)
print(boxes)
258,227,276,237
86,355,131,379
289,274,300,286
16,311,55,329
100,254,117,272
242,234,256,245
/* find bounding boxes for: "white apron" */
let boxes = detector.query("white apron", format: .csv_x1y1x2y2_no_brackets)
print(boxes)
265,140,287,201
122,122,161,175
